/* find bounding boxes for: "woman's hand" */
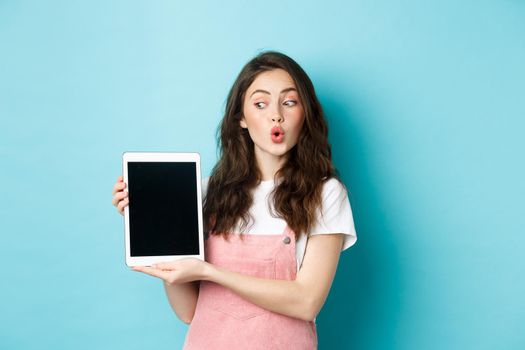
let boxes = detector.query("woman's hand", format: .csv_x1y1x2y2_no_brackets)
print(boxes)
112,175,211,285
132,258,212,285
111,175,128,215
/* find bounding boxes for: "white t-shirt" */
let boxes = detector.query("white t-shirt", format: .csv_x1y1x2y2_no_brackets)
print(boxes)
201,177,357,271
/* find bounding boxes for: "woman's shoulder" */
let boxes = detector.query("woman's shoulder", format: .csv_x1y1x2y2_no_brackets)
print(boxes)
321,177,349,199
310,177,357,250
201,176,347,197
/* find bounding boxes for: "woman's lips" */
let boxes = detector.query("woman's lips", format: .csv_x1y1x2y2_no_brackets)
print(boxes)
271,126,285,143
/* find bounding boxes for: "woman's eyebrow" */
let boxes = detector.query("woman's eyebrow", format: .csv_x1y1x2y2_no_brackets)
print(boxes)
249,87,297,98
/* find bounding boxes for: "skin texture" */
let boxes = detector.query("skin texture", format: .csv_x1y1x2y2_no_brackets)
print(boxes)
112,69,345,322
240,68,305,180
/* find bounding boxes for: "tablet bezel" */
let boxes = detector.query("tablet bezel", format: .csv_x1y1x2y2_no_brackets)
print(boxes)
122,152,205,267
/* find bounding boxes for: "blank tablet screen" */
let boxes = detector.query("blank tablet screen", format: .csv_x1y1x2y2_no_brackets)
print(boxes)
127,162,200,256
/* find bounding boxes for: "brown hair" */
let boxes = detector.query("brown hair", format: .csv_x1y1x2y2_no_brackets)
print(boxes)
204,51,342,241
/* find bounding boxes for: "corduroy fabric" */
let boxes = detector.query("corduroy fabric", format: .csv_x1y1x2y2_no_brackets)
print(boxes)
183,226,317,350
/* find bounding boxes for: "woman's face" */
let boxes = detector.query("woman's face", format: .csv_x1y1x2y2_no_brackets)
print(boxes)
241,68,305,162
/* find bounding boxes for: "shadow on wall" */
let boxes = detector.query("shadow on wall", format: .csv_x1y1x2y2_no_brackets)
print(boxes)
315,90,403,349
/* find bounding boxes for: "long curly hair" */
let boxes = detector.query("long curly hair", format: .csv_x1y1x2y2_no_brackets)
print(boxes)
204,51,341,241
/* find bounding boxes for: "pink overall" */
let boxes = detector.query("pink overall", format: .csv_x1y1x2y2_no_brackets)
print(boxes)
183,226,318,349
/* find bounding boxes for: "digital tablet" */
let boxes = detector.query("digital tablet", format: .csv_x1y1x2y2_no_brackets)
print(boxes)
122,152,204,267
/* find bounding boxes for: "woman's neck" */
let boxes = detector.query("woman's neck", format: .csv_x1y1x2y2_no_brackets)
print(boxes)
255,148,288,181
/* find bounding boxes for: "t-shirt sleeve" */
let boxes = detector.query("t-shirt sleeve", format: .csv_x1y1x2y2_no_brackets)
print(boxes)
309,178,357,252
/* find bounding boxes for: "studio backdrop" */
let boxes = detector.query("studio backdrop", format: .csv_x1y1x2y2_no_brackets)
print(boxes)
1,1,523,349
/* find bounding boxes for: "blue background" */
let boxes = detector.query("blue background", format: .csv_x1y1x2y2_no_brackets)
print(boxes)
1,1,524,349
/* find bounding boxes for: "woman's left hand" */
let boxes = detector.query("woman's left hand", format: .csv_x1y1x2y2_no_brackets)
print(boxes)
132,258,211,285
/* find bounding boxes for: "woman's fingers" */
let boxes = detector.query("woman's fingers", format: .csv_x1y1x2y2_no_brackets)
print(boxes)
133,266,172,281
117,197,129,214
152,261,177,270
111,175,128,214
112,180,126,195
111,190,128,206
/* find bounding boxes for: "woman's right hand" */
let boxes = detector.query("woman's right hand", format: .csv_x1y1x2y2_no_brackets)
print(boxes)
111,175,129,215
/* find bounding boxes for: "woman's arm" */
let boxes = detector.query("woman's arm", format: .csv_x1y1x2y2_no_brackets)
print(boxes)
203,233,344,321
133,234,344,322
163,281,199,324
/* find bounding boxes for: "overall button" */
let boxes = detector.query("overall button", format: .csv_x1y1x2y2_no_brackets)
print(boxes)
282,236,291,244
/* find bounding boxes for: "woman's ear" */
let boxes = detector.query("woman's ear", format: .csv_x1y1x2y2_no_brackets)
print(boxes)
240,117,247,129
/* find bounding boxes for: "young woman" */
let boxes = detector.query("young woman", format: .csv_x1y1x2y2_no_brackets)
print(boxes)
111,51,357,349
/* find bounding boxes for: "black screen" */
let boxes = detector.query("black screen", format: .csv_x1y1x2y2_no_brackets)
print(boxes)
128,162,200,256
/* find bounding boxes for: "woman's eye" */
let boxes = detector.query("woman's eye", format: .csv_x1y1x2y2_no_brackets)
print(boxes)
255,102,266,109
283,100,297,107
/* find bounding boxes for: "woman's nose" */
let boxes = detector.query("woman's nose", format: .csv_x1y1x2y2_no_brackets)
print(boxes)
272,115,284,123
